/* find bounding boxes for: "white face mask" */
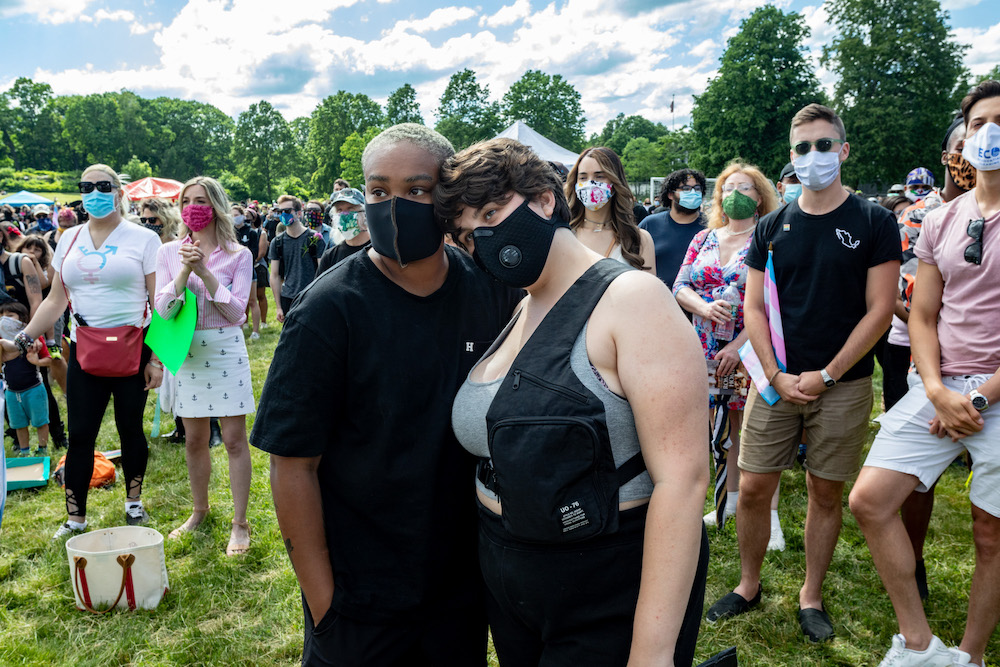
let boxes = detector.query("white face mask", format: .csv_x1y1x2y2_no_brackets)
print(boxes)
962,122,1000,172
0,315,25,341
792,148,843,191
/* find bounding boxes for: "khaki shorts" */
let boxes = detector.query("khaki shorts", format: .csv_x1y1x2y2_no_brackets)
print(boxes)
738,376,873,481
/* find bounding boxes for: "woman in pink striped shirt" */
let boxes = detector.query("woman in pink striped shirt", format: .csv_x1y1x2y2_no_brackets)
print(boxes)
155,176,255,556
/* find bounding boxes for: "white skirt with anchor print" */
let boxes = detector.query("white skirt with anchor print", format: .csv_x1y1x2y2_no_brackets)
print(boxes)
175,326,255,418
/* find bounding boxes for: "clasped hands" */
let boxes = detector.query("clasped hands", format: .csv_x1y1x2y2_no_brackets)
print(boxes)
178,239,207,278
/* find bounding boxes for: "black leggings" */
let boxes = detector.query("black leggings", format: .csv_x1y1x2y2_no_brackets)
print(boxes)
64,341,151,517
42,368,65,443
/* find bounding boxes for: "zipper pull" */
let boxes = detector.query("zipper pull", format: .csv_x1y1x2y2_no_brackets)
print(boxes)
512,371,520,390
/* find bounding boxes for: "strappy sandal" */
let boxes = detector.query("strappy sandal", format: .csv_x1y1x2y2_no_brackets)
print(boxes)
226,520,251,557
168,506,210,539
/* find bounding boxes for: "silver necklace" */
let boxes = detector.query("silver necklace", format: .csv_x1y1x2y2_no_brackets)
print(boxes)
583,218,608,233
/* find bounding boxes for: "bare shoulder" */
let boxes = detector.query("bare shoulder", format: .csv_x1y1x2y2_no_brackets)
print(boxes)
603,269,673,310
638,227,655,245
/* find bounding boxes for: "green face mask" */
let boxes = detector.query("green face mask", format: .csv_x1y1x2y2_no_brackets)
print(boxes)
722,190,758,221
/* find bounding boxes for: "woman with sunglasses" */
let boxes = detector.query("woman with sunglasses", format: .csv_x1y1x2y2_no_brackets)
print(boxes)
12,163,164,539
155,176,255,557
672,161,782,543
438,138,708,667
566,147,656,273
138,197,181,242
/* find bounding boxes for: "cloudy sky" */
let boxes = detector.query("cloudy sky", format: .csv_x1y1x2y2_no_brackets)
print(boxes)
1,0,997,136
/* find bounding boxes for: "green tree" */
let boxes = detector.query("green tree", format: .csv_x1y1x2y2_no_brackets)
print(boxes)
823,0,966,186
121,155,152,180
590,113,668,156
141,97,234,180
218,170,251,202
307,91,384,195
233,101,295,201
0,78,57,170
502,70,586,151
434,69,502,150
657,128,698,175
385,84,424,125
62,93,130,167
691,6,822,179
288,116,315,183
275,175,311,201
338,126,381,187
621,137,661,182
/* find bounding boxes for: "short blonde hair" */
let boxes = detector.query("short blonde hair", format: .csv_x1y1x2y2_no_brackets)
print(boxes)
709,161,779,229
179,176,239,252
81,163,129,217
276,194,302,211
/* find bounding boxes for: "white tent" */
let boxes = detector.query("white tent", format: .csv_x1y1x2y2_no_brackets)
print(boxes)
494,121,580,167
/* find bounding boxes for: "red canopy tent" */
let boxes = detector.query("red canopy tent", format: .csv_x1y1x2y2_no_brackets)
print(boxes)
123,177,183,201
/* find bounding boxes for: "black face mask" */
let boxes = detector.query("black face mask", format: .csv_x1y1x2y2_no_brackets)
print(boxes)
471,199,568,288
366,197,443,267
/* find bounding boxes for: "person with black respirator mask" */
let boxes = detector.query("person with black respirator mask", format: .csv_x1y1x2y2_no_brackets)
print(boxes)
438,138,710,667
251,124,521,667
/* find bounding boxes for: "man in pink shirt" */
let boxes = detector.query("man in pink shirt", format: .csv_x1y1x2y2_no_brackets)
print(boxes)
850,80,1000,667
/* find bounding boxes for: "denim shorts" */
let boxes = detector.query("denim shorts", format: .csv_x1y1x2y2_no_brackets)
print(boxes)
5,383,49,429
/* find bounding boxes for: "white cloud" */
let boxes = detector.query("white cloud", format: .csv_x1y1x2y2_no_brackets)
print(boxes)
391,6,477,34
480,0,531,28
953,22,1000,75
942,0,982,9
129,21,163,35
0,0,98,24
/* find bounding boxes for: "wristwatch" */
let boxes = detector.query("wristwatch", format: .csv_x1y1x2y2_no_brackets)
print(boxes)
820,368,836,388
970,389,989,413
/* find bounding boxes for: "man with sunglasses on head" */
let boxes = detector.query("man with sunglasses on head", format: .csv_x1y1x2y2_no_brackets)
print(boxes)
706,103,901,644
639,168,707,288
849,80,1000,667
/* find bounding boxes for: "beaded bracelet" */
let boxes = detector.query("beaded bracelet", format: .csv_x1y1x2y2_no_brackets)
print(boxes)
13,330,33,355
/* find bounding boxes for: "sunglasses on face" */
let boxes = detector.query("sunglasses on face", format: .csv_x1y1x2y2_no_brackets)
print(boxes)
791,138,842,156
77,181,116,193
965,218,984,266
139,217,160,225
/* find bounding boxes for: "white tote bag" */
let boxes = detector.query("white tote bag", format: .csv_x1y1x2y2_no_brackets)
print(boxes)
66,526,169,613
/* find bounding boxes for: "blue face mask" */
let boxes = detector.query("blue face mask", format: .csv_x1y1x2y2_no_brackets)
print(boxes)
782,184,803,204
279,211,296,225
81,190,117,219
678,190,703,210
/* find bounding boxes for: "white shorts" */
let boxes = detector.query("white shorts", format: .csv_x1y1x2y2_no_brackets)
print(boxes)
865,373,999,517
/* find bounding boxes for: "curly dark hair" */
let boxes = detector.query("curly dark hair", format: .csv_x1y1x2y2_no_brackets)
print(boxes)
660,168,707,210
435,138,571,241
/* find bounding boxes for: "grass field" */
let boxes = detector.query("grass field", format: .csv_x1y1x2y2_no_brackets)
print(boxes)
0,291,995,666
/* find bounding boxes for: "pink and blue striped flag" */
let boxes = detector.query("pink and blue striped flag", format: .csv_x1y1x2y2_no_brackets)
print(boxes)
739,243,785,405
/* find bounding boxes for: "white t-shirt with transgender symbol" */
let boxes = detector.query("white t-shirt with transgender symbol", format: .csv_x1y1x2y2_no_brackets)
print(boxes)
52,221,160,342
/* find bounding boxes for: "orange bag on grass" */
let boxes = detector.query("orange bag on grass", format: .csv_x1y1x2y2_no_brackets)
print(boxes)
53,452,117,489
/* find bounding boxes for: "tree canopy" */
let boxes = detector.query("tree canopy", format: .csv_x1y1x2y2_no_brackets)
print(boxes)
691,6,823,180
434,69,502,150
502,70,587,152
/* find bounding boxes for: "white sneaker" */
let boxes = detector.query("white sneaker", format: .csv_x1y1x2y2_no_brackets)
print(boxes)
703,507,736,527
878,634,953,666
767,516,786,552
250,331,260,341
53,520,87,539
949,647,984,667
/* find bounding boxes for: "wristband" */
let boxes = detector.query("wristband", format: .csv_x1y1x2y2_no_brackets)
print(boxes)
147,360,163,369
13,331,33,356
768,369,781,385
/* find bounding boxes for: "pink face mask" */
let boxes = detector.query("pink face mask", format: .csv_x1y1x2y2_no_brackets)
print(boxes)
182,204,214,232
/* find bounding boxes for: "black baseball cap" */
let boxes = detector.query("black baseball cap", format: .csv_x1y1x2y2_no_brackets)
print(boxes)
778,163,796,182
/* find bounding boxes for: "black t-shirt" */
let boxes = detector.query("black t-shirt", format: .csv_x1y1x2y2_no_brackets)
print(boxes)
250,246,521,623
3,355,41,392
234,224,259,261
316,240,366,275
639,210,705,287
746,195,902,382
263,217,279,242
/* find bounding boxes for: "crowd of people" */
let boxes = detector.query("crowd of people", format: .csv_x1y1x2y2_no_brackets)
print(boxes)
0,80,998,667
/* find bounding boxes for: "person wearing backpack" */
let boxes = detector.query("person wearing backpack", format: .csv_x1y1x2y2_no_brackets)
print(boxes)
437,138,710,667
268,195,326,323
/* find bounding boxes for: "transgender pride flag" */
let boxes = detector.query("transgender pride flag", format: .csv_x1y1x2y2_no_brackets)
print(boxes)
739,243,785,405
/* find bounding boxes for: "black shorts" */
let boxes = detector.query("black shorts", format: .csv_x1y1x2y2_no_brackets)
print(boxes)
478,502,708,667
254,263,268,286
301,593,487,667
